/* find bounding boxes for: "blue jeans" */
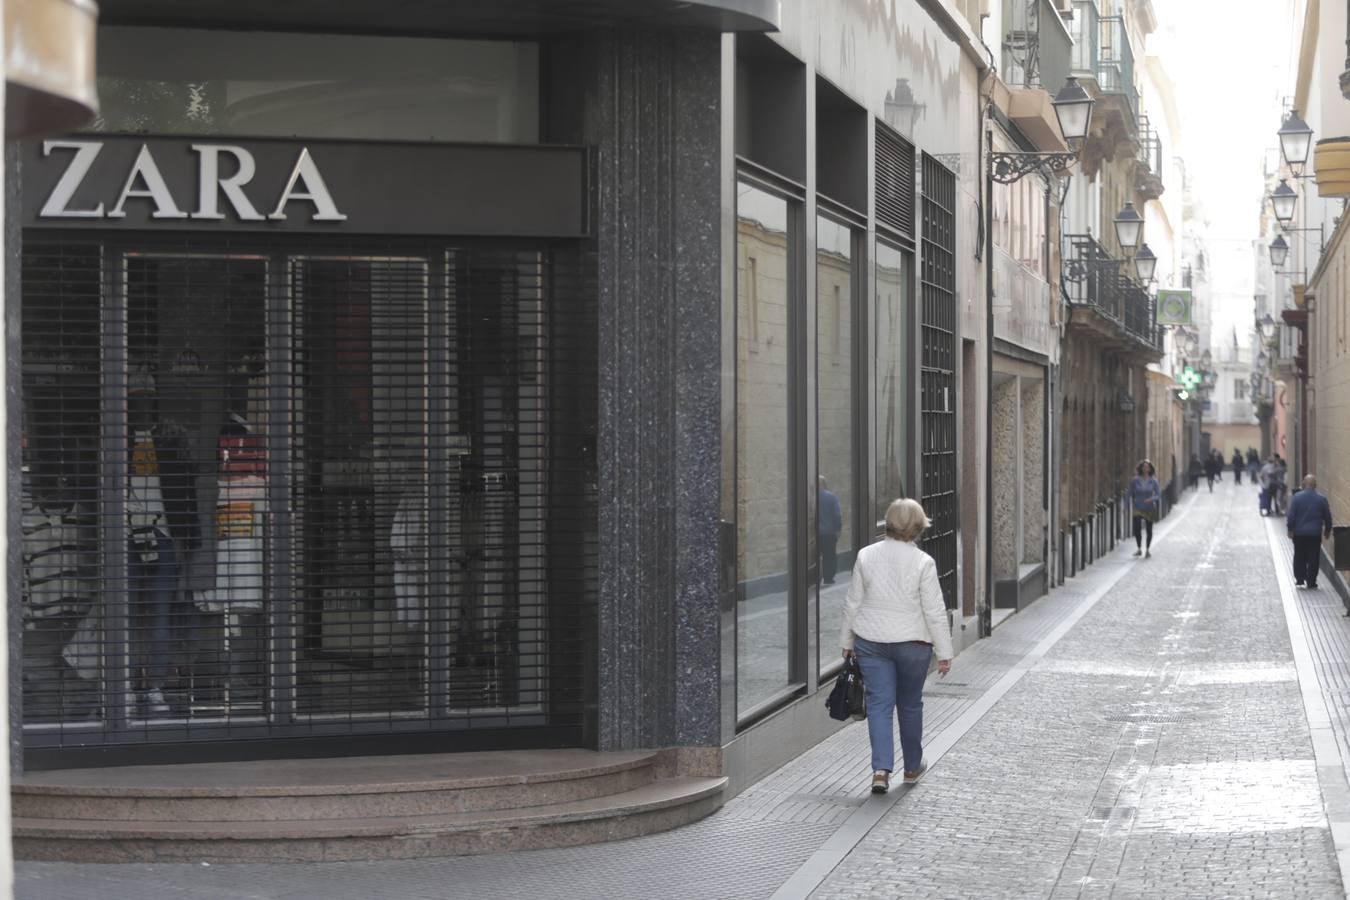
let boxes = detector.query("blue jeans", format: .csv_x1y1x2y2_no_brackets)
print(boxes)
854,637,932,773
130,531,178,686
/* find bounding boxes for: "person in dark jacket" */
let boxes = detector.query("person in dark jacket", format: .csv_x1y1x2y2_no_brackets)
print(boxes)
818,476,843,585
1204,451,1222,492
1188,454,1203,491
1287,474,1334,589
1128,459,1162,558
1231,449,1244,485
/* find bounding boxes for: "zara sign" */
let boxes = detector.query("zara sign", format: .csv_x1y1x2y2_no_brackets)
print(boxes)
40,140,346,222
22,135,587,237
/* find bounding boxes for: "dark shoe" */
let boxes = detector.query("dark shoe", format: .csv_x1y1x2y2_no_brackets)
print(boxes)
1145,549,1151,559
903,762,928,784
871,771,889,794
1308,583,1319,590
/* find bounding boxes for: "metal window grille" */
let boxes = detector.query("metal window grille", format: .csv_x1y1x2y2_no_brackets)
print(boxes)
875,121,916,240
919,155,958,610
19,233,596,761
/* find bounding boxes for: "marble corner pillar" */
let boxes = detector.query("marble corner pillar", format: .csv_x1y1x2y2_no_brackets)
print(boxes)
580,30,725,752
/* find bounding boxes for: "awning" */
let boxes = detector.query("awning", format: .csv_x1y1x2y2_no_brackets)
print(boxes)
97,0,779,34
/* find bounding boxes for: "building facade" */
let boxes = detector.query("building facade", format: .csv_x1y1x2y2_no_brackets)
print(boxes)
9,0,997,799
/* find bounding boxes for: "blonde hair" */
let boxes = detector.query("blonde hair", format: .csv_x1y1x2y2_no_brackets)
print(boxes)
884,498,930,542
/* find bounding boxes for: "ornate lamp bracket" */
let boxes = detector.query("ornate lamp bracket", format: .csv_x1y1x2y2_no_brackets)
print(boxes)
989,151,1080,185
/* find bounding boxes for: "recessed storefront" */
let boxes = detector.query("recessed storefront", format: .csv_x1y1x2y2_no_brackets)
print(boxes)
18,27,596,766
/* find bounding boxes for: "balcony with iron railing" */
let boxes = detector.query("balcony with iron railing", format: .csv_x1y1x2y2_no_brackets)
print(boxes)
1136,113,1164,200
1062,233,1163,356
1069,1,1140,130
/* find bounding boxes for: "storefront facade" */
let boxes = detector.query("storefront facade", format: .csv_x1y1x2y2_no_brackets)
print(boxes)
10,0,982,787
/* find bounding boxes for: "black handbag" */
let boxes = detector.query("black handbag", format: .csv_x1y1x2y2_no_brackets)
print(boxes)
826,656,867,721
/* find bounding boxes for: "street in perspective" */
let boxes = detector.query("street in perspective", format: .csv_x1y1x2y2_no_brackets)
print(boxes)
5,0,1350,898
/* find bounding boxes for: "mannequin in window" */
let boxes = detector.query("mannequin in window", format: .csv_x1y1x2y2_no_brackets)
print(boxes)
390,489,427,629
197,411,265,613
127,386,179,716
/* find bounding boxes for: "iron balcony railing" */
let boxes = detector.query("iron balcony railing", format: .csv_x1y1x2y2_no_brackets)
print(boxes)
1098,15,1139,120
1070,1,1140,125
1063,233,1162,352
1137,114,1163,174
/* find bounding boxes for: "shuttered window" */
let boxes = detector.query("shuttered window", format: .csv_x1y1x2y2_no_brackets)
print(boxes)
20,234,595,761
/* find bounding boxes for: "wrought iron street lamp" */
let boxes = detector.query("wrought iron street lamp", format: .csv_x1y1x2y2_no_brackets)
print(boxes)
1051,76,1094,145
1133,243,1157,283
1278,109,1314,171
1269,234,1290,268
1270,179,1298,224
1257,312,1277,339
1113,202,1143,252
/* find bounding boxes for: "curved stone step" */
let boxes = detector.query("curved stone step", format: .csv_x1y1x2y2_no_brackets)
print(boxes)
14,775,727,862
13,749,659,822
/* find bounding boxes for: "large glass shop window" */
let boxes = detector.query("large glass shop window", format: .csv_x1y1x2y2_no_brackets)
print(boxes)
19,241,578,743
875,241,913,525
92,27,539,143
816,216,857,676
735,181,794,716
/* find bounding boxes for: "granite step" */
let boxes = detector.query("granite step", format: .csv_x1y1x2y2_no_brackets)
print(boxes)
13,749,658,822
14,775,728,862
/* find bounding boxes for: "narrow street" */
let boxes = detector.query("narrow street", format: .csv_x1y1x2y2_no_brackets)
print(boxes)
19,480,1350,899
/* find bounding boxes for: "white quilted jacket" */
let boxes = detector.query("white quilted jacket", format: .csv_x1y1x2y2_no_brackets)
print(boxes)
838,537,954,660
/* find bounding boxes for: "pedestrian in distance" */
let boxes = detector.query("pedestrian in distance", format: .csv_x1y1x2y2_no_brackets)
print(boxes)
1188,454,1203,491
840,498,953,794
1231,449,1244,485
1258,457,1276,516
1204,451,1221,492
1129,459,1161,558
1246,447,1261,483
1271,455,1289,515
818,476,842,585
1287,474,1333,590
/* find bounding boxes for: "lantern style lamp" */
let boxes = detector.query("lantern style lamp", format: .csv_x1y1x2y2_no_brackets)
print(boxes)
1268,234,1289,268
1133,243,1157,282
1113,202,1143,252
1270,179,1297,224
1051,76,1095,145
1278,110,1314,170
1258,312,1277,338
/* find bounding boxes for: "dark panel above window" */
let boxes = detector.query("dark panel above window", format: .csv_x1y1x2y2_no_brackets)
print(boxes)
875,121,915,241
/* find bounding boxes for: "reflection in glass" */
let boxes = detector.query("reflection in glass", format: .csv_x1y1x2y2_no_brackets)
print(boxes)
876,242,912,524
816,217,856,675
736,182,793,715
93,27,539,143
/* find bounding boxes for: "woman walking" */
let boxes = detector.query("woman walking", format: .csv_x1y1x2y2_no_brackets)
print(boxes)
840,498,953,794
1231,449,1244,485
1130,459,1161,558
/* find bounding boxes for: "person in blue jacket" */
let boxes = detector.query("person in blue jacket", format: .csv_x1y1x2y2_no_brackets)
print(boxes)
1129,459,1162,558
1287,473,1333,589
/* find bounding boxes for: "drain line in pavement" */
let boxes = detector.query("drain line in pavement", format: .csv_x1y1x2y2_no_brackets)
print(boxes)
769,496,1198,900
1264,516,1350,892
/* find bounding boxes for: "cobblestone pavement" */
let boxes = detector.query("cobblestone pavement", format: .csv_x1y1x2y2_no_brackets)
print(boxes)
810,482,1343,900
17,482,1350,899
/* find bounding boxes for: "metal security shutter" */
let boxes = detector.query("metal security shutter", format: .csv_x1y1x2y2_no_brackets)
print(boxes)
19,234,596,760
919,155,958,610
875,121,916,240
